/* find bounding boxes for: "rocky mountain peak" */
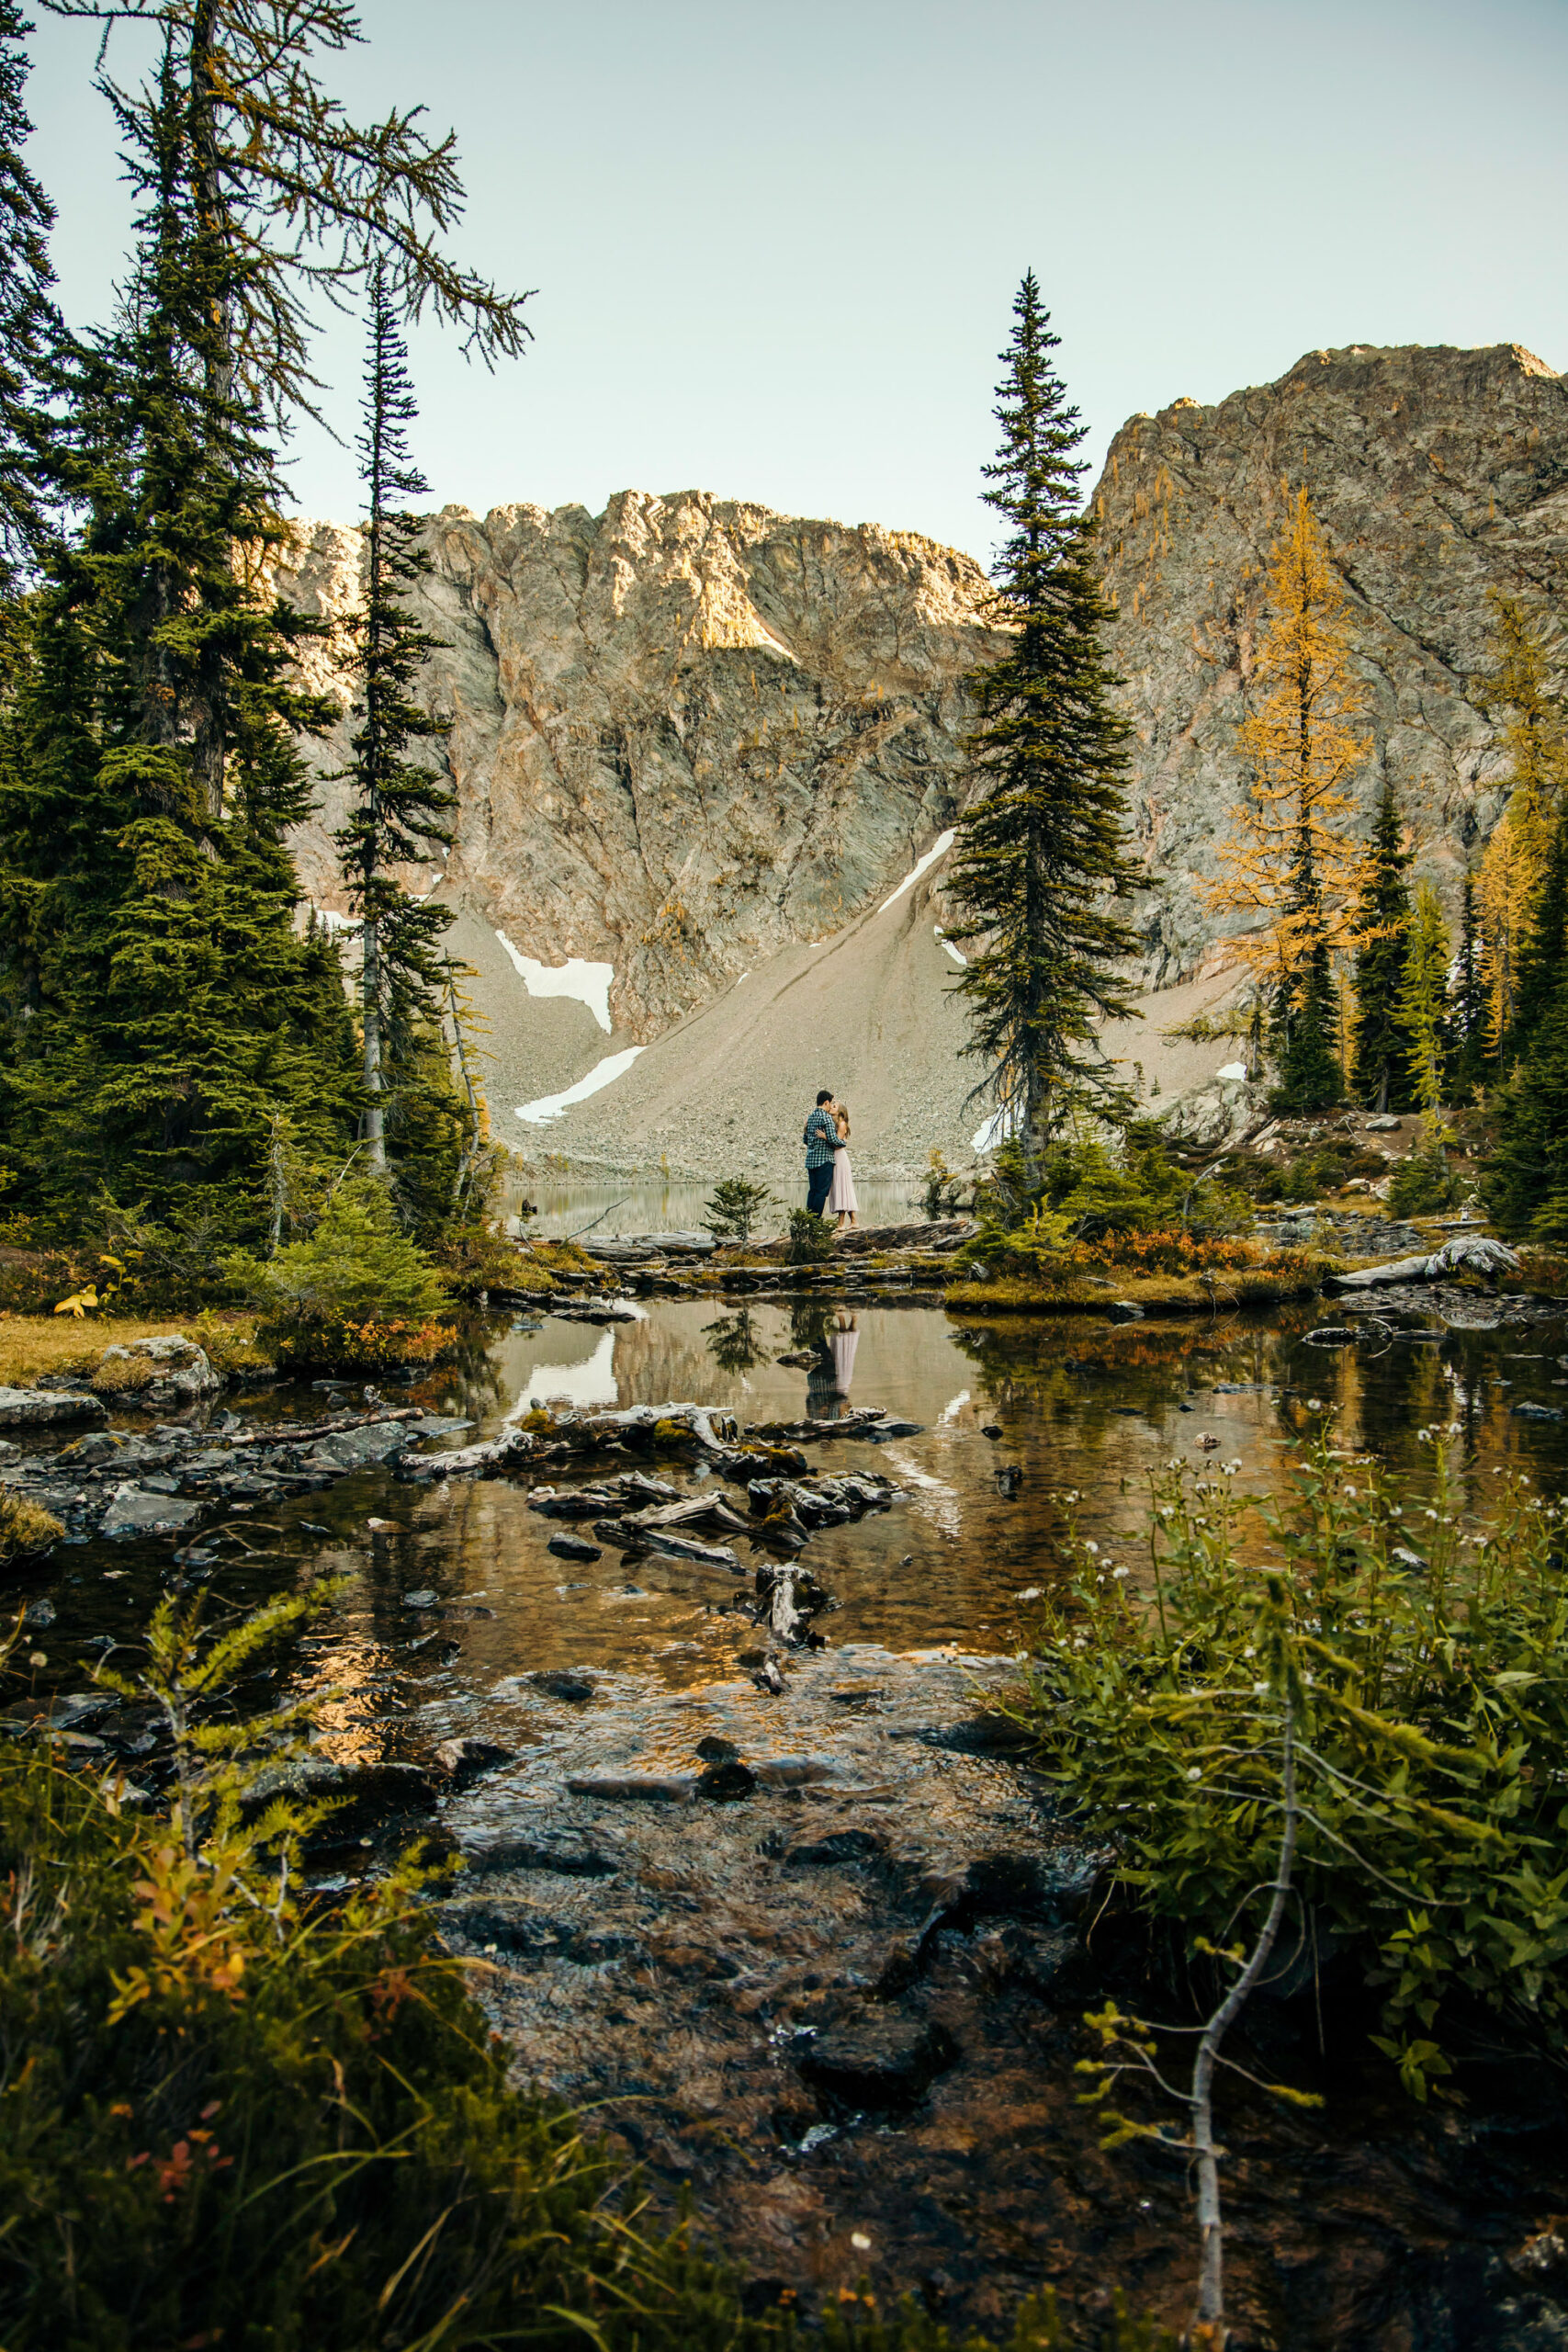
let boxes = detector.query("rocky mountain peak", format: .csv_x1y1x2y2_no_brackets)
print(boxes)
1097,340,1567,979
275,490,1002,1039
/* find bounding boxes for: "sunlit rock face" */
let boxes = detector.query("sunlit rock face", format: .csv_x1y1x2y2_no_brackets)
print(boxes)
274,492,1003,1037
276,344,1566,1051
1095,342,1568,983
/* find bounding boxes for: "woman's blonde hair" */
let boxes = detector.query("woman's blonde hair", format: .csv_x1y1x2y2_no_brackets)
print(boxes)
835,1103,851,1137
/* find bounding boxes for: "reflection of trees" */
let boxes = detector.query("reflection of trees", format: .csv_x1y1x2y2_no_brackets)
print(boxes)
950,1314,1293,1442
789,1299,836,1351
430,1312,509,1416
703,1307,766,1374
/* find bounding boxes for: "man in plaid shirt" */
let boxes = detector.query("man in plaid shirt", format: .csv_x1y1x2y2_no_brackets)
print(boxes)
803,1089,841,1216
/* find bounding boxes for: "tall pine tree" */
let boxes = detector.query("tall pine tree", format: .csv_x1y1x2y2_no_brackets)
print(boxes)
1450,865,1488,1099
0,1,58,589
1,5,531,1239
1400,882,1450,1116
0,42,357,1227
333,257,456,1181
1348,780,1413,1112
944,273,1140,1179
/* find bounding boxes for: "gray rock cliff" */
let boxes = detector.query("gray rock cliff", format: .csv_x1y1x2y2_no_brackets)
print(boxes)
273,492,1003,1039
1094,341,1567,981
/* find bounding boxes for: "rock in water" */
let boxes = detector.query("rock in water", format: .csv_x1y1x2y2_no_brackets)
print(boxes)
93,1335,220,1408
0,1387,107,1430
795,2016,957,2114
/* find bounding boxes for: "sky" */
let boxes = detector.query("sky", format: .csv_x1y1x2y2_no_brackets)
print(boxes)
23,0,1568,564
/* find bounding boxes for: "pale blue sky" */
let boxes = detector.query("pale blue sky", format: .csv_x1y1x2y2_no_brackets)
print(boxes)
25,0,1568,561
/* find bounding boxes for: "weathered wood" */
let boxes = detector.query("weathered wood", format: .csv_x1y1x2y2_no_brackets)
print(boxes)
1326,1235,1519,1291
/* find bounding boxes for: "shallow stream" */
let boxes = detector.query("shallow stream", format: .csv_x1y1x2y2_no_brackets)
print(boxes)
11,1284,1568,2347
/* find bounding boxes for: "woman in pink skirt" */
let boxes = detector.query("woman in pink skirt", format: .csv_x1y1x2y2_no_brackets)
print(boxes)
829,1102,858,1230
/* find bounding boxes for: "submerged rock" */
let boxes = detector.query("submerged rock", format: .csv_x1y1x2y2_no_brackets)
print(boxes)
795,2015,957,2114
99,1485,200,1539
93,1334,219,1408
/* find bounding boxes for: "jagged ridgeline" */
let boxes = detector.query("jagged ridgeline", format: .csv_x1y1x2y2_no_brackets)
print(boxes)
265,344,1564,1172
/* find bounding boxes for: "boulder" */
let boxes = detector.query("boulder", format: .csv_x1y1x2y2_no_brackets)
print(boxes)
795,2015,957,2113
92,1335,220,1408
0,1386,107,1430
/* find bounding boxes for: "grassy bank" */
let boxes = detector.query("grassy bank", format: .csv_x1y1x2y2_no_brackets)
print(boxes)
0,1311,273,1390
942,1252,1341,1317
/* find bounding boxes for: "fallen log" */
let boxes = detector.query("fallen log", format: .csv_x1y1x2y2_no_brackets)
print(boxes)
1326,1235,1520,1292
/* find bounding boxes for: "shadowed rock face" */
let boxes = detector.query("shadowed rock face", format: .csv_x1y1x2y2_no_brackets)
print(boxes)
274,492,1003,1037
1095,341,1568,983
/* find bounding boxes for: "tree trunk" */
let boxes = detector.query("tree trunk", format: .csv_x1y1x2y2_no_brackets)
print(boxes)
188,0,234,822
362,911,385,1171
1190,1694,1299,2344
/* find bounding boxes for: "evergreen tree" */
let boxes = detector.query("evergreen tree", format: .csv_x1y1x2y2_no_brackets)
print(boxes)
0,1,58,588
1450,865,1488,1098
1348,780,1413,1112
0,45,357,1225
1487,977,1568,1242
944,273,1140,1177
44,0,529,426
1273,938,1345,1114
1400,881,1450,1115
1,5,531,1239
1203,488,1370,1111
333,258,455,1177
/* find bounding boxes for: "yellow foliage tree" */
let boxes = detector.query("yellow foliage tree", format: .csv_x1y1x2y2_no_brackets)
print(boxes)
1478,810,1539,1049
1477,592,1567,1048
1203,487,1372,1106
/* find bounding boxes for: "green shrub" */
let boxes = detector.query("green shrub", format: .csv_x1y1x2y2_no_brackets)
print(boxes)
231,1177,455,1370
961,1131,1252,1281
787,1207,836,1262
920,1150,968,1220
1386,1124,1461,1216
1010,1431,1568,2100
703,1177,777,1246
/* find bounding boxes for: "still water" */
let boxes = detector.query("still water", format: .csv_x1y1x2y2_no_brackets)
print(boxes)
516,1173,919,1239
12,1292,1568,2340
17,1292,1568,1738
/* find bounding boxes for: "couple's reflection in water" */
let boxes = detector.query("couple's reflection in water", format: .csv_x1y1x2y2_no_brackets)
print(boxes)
806,1311,858,1419
700,1301,859,1416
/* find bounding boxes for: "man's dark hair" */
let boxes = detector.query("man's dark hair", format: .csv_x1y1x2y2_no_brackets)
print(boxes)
816,1089,833,1106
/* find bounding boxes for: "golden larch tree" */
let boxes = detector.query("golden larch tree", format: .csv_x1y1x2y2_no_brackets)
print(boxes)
1477,592,1567,1051
1203,486,1372,1108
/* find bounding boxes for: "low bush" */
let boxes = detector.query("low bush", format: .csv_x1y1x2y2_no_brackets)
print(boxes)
1386,1125,1461,1217
230,1178,456,1371
0,1489,62,1562
921,1150,969,1219
1010,1430,1568,2099
960,1133,1255,1283
703,1177,777,1246
787,1207,837,1263
1070,1229,1261,1278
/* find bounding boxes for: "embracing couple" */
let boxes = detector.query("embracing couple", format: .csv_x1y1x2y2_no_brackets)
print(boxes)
802,1089,859,1230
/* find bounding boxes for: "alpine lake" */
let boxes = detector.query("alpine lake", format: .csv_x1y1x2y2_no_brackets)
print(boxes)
9,1238,1568,2351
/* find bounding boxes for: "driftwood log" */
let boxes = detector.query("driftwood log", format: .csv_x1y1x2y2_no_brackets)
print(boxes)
1326,1236,1520,1292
